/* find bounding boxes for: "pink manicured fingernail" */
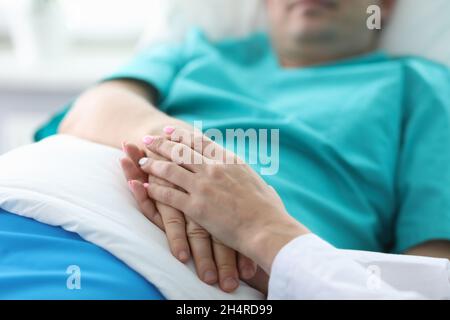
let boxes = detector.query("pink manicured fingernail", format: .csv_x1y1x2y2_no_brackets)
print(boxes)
143,136,155,145
143,183,149,188
163,126,175,134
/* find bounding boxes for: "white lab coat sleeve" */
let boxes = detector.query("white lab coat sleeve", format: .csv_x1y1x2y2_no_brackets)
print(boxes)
268,234,450,300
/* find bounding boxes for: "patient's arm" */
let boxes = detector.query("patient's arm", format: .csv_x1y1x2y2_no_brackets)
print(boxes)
406,241,450,260
59,79,190,149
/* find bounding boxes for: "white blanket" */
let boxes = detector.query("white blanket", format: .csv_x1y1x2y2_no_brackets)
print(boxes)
0,135,263,300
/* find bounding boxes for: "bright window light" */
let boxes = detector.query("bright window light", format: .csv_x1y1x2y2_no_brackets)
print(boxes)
60,0,159,42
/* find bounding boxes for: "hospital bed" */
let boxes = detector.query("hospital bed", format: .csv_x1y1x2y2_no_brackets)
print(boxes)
0,0,450,299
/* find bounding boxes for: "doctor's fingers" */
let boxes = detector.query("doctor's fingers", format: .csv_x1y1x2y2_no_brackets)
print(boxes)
163,127,239,164
143,135,208,172
120,157,146,183
139,157,194,193
147,174,178,189
155,202,191,263
163,126,214,155
145,182,191,216
123,141,167,166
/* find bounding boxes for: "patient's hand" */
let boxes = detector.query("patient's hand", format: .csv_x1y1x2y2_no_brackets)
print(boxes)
136,128,309,275
121,142,257,293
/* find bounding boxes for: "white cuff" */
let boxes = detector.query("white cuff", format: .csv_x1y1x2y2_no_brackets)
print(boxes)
267,234,450,300
268,233,335,299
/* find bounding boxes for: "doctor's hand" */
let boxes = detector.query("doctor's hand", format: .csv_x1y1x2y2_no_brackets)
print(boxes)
137,128,310,274
121,141,257,293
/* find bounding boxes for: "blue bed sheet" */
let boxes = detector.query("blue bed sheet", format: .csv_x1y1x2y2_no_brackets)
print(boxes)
0,208,165,300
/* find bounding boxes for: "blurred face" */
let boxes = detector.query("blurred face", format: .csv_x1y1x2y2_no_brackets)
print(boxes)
266,0,394,65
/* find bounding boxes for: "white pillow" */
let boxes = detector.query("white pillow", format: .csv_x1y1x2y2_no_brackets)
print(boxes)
138,0,265,47
139,0,450,66
379,0,450,66
0,135,263,300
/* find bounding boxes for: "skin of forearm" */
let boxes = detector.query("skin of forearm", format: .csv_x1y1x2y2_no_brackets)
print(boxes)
246,217,309,274
59,80,175,149
406,241,450,260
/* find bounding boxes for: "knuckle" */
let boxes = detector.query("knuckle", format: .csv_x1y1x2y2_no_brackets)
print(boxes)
217,262,236,273
187,224,210,239
172,145,187,164
152,137,165,150
197,257,216,270
176,129,191,144
164,216,185,227
169,233,188,244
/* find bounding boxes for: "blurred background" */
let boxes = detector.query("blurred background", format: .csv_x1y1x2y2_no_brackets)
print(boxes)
0,0,449,155
0,0,162,154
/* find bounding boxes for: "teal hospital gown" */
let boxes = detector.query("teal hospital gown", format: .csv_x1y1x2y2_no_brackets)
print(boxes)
36,29,450,254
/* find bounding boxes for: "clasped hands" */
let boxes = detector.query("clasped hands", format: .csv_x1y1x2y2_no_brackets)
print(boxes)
120,126,308,294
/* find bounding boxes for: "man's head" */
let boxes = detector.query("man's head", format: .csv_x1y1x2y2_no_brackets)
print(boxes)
266,0,396,67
